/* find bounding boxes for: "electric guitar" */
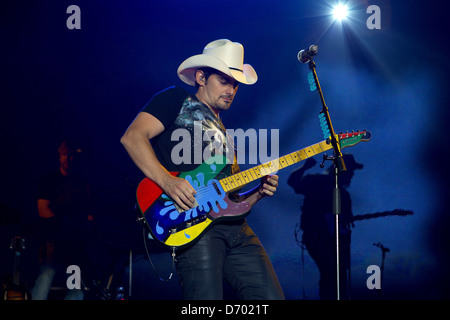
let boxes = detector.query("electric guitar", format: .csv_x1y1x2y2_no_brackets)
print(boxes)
2,236,30,300
136,130,372,250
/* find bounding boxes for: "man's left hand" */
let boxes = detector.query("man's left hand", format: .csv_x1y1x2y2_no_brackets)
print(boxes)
259,175,279,197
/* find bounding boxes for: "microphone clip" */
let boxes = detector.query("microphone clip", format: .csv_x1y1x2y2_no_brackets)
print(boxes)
297,44,319,64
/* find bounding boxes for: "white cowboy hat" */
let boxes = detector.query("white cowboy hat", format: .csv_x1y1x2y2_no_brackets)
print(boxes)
177,39,258,86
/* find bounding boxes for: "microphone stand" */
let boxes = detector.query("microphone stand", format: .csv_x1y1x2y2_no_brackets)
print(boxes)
308,58,347,300
373,242,389,299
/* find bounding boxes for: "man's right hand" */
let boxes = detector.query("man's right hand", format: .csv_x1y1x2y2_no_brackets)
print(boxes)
161,174,197,211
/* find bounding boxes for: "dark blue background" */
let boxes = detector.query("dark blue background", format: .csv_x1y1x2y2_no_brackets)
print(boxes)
1,0,449,300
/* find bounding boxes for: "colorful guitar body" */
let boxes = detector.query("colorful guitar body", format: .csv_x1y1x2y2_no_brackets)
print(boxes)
136,130,372,250
136,156,251,249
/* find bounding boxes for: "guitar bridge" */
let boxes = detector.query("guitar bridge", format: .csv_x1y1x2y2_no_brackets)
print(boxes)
169,214,207,234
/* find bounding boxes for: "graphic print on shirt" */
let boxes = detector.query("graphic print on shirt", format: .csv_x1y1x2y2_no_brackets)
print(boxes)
171,96,235,167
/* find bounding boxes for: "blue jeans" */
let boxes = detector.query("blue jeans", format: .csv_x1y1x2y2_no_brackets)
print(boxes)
175,220,285,300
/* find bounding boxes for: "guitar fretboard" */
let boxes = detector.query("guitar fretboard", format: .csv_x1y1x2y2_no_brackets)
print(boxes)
219,139,332,192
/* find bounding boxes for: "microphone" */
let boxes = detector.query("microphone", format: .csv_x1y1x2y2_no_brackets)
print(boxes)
297,44,319,63
373,242,390,252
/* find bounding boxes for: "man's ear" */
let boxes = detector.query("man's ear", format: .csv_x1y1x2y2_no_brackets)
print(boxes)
195,69,206,86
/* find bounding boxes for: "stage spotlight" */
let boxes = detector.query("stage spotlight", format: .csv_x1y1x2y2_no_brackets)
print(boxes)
332,3,348,21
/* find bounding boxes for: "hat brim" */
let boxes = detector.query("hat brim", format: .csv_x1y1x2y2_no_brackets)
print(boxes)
177,54,257,86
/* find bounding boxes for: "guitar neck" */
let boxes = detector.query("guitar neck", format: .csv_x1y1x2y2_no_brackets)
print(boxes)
219,139,332,192
9,237,25,287
13,259,20,286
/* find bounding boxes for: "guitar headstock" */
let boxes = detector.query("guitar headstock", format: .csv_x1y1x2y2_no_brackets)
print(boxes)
9,236,25,254
338,130,372,149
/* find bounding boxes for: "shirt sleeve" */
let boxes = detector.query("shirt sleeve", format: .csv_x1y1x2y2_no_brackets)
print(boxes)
140,86,189,129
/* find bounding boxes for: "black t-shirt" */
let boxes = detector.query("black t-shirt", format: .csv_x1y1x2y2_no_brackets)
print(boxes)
141,86,239,175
